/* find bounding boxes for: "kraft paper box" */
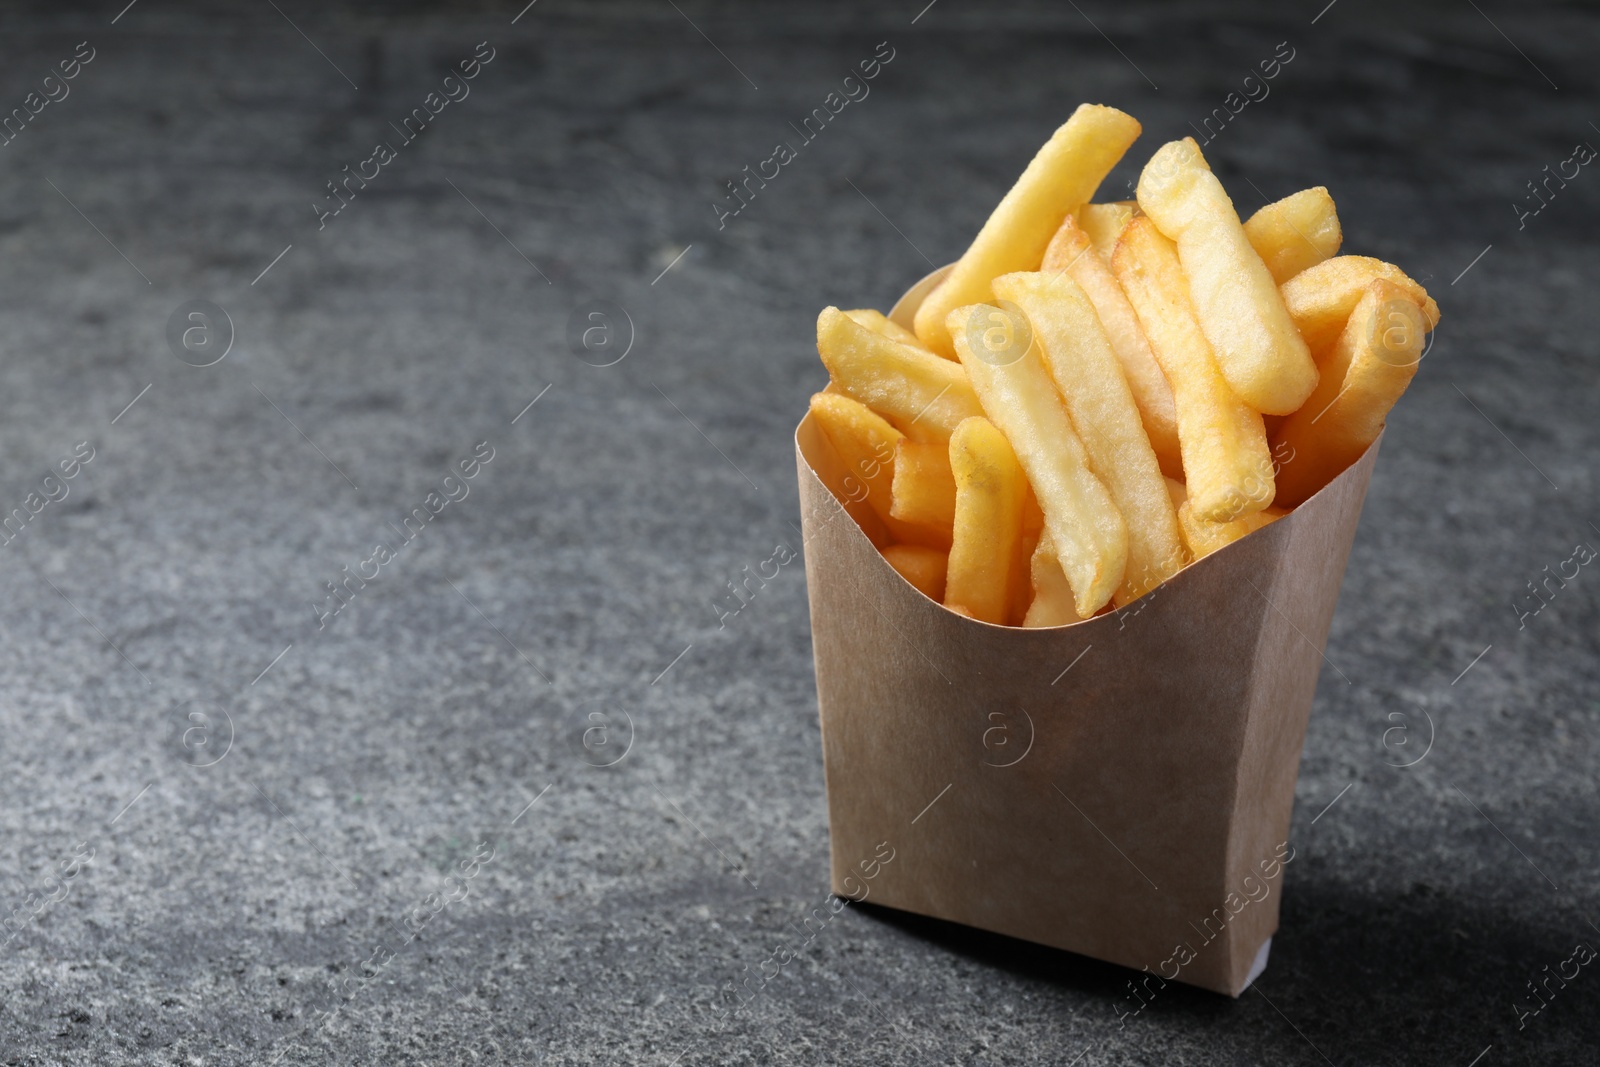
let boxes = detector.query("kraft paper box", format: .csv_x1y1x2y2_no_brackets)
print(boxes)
795,267,1378,996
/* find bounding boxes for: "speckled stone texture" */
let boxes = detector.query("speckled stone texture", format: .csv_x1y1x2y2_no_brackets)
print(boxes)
0,1,1594,1064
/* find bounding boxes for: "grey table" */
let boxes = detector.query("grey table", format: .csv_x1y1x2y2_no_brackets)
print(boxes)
0,1,1595,1064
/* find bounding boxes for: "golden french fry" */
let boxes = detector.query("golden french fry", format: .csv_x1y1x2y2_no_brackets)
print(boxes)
808,393,901,524
845,307,930,351
811,392,951,548
1272,280,1427,506
1022,531,1079,627
816,307,983,443
1111,219,1276,523
1008,489,1045,626
890,439,957,532
1243,187,1342,284
1177,501,1286,560
944,417,1028,624
800,405,892,547
1075,201,1138,261
913,104,1143,357
1041,215,1183,480
1280,256,1440,357
1136,137,1318,415
946,305,1128,618
991,271,1184,605
883,544,948,602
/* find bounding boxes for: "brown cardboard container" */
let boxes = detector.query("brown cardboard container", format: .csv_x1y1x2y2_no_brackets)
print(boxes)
796,266,1379,996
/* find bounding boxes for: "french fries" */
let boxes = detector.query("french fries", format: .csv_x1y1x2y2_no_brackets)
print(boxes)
1280,256,1441,357
947,304,1128,618
808,392,899,525
912,104,1142,358
1272,280,1425,506
1243,187,1342,284
1178,501,1286,560
1167,470,1283,562
883,544,948,602
1076,201,1139,262
1111,219,1276,523
991,271,1185,604
811,392,950,548
890,439,957,531
845,307,927,350
944,417,1028,624
1011,491,1045,625
816,306,984,442
806,103,1437,628
1022,531,1080,627
1042,214,1183,479
1136,138,1318,415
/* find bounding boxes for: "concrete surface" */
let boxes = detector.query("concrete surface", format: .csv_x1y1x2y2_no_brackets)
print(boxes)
0,1,1595,1064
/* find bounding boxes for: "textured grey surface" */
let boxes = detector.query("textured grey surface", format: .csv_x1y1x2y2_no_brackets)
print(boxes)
0,1,1596,1064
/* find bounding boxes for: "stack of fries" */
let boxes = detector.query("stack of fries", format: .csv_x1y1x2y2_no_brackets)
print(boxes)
811,104,1438,626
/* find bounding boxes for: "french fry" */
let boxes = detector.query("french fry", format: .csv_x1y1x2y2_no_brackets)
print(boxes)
1041,215,1183,479
1280,256,1440,357
808,393,901,526
1009,489,1045,626
1272,280,1427,506
816,307,984,443
810,392,952,549
1177,501,1286,560
1076,201,1138,262
845,307,929,351
1243,187,1342,284
1136,137,1318,415
991,271,1184,605
1022,531,1079,627
944,417,1028,624
883,544,948,601
946,305,1128,618
1111,219,1276,523
890,439,957,531
799,407,892,547
912,104,1143,357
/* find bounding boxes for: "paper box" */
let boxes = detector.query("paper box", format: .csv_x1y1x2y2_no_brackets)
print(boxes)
795,267,1378,996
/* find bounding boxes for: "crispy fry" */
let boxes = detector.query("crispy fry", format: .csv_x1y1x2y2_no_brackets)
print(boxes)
808,393,901,524
811,392,951,548
992,271,1184,605
1272,280,1427,506
799,407,892,547
1075,201,1138,262
1022,531,1080,627
1111,219,1276,523
1243,187,1342,284
1009,489,1045,625
883,544,948,601
912,104,1143,357
947,305,1128,617
944,417,1028,624
1280,256,1440,357
845,307,930,351
1041,215,1183,479
816,306,984,443
890,439,957,530
1136,138,1318,415
1177,501,1286,560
